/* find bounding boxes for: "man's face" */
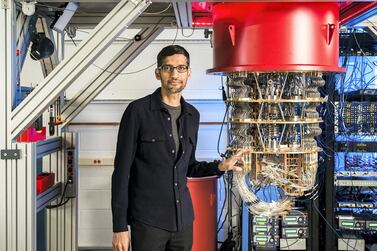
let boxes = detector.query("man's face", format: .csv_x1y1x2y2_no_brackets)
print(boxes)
155,54,191,94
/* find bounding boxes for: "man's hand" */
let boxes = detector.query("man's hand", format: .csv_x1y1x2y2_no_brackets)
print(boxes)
112,231,130,251
218,149,248,172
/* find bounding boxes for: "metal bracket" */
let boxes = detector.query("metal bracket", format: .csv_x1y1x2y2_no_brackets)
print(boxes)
1,149,21,160
1,0,8,9
172,0,192,28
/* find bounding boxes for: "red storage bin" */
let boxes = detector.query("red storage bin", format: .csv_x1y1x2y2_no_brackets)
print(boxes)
17,126,46,143
187,176,218,251
36,173,55,195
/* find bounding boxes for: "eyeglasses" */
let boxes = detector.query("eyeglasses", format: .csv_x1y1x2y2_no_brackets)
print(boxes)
158,64,189,73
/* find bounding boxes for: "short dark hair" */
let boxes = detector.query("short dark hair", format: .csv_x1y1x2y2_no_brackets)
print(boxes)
157,45,190,67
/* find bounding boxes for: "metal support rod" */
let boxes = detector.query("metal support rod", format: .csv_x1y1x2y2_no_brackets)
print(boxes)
61,25,164,127
16,14,36,84
340,2,377,26
37,17,60,77
279,124,286,145
324,75,336,251
364,24,377,41
11,0,150,140
256,124,265,149
253,72,262,99
309,199,319,251
70,15,175,29
172,0,193,28
279,72,289,99
0,0,16,248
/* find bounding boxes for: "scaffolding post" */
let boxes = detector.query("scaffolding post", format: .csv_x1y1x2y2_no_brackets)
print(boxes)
1,0,149,250
0,0,17,250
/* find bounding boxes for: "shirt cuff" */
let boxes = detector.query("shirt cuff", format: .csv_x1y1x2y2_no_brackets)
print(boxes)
214,160,225,175
112,208,129,232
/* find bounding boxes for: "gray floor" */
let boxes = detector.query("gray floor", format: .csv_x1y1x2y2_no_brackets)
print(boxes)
78,248,112,251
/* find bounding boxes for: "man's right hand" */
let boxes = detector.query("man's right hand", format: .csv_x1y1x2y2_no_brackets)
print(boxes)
112,231,130,251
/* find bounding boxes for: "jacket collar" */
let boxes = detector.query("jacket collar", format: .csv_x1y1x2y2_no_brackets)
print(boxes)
150,87,193,115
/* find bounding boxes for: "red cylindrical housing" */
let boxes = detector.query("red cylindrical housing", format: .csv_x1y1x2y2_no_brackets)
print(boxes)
187,177,218,251
207,2,344,73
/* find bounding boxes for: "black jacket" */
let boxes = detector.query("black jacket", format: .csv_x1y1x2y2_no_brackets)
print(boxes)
112,88,222,232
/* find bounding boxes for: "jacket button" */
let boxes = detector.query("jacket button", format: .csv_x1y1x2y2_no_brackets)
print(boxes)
180,135,183,139
175,183,178,186
167,117,171,121
151,139,155,142
172,149,175,154
169,134,172,137
176,200,180,203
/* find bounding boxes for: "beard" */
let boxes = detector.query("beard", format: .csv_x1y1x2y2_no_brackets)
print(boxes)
167,86,184,93
164,81,186,94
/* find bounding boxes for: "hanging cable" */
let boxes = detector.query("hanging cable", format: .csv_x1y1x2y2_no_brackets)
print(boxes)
46,181,71,209
217,77,229,158
67,17,179,76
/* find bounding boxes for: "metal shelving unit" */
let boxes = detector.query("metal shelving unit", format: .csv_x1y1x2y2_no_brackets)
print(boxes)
36,137,63,214
36,137,62,159
36,182,62,213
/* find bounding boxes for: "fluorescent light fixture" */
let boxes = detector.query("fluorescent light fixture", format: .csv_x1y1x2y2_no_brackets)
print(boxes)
52,2,79,33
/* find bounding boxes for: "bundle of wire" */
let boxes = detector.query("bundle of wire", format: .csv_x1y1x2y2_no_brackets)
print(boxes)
227,71,324,215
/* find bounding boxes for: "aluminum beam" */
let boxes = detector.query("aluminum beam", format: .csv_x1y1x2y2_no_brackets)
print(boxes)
16,14,37,82
364,24,377,41
11,0,151,140
43,142,63,251
61,26,163,127
0,0,14,145
0,1,17,249
42,132,79,251
37,17,60,77
172,0,192,28
36,136,62,159
340,2,377,26
20,142,37,251
70,15,175,29
324,77,336,251
36,182,63,213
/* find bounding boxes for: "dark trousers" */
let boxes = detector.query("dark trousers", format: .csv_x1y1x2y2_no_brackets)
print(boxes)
130,219,193,251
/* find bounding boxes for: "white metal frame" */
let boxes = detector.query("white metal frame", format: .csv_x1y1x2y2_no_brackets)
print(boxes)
172,0,193,28
1,0,151,250
70,15,175,29
365,24,377,40
61,25,164,127
44,132,78,251
16,14,37,82
36,17,60,77
11,0,150,140
0,1,17,249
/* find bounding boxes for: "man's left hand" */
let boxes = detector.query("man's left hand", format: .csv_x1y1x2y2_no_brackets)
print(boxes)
218,149,248,173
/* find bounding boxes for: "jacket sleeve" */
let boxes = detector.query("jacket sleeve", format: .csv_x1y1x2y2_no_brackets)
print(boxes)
111,103,139,232
186,115,224,177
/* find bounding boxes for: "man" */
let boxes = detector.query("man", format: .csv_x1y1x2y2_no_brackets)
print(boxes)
112,45,244,251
